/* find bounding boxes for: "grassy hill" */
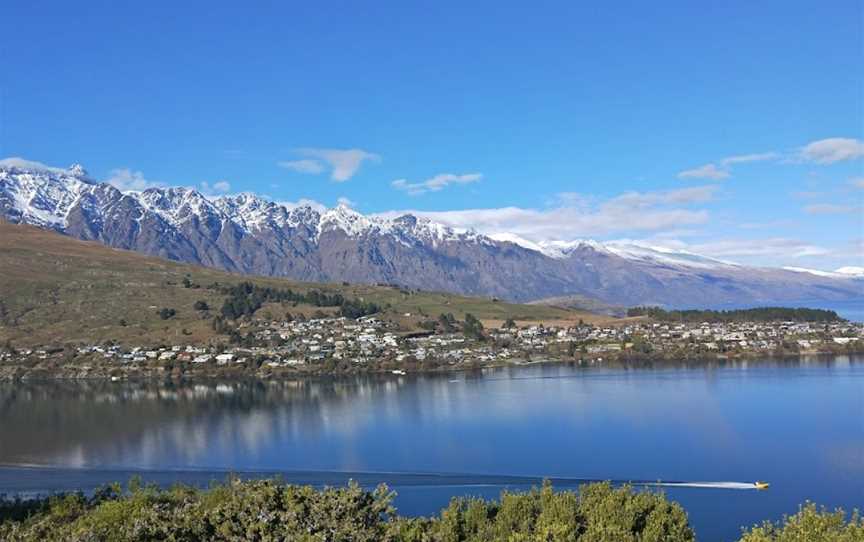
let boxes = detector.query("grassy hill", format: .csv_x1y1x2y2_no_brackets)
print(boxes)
0,222,610,347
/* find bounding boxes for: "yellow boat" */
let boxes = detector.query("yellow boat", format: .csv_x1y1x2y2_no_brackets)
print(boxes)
754,481,770,490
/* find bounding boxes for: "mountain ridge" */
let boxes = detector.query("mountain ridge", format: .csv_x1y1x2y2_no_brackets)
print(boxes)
1,161,861,308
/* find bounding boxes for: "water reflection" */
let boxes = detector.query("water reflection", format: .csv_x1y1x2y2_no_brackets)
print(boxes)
0,357,861,541
0,356,859,471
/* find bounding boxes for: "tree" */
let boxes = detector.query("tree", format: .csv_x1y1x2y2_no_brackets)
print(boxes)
158,308,176,320
502,318,517,329
211,316,230,334
438,313,457,333
193,300,209,311
463,313,485,341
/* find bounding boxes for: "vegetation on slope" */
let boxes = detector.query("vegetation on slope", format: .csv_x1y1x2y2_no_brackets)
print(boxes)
0,479,696,541
627,306,845,323
0,223,600,348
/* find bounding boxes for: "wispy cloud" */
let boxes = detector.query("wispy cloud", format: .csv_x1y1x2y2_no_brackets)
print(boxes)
678,137,864,183
277,159,325,175
798,138,864,164
677,163,730,180
850,177,864,189
791,190,826,200
678,152,777,180
720,152,779,166
609,185,718,206
656,237,832,259
0,157,66,173
738,219,795,230
392,172,482,196
379,185,718,239
279,148,380,181
199,180,231,195
105,168,163,191
804,203,863,215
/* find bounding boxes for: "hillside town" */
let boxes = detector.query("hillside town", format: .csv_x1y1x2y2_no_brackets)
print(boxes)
1,312,862,379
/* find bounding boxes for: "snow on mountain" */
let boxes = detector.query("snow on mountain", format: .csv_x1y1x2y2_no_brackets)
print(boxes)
503,237,735,270
213,193,296,232
599,241,739,270
131,186,222,228
488,232,546,253
319,203,383,238
0,162,101,227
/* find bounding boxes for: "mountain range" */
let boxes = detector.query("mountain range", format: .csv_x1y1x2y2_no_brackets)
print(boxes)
1,162,861,308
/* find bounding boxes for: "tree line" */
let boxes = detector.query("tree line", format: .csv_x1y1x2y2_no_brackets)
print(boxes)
627,306,844,323
216,282,380,321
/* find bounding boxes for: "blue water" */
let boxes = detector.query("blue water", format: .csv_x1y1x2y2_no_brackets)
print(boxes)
0,357,862,541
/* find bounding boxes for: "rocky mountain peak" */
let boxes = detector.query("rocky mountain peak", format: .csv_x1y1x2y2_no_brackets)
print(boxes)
67,163,89,178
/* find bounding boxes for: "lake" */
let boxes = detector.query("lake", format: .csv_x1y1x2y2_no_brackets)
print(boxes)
1,357,862,541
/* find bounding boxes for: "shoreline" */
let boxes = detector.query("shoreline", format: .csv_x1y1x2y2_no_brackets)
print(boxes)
0,348,859,382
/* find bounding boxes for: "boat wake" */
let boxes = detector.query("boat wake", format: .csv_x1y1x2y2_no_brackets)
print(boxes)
640,481,757,490
0,465,765,494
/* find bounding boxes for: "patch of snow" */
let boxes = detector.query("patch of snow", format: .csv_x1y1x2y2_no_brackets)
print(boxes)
489,233,546,253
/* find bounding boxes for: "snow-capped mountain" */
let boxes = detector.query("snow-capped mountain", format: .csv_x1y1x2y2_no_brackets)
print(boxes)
1,161,862,308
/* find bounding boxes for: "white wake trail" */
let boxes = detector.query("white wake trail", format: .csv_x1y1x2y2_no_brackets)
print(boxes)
641,481,757,490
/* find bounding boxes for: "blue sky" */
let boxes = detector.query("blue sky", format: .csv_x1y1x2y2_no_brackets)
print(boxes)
2,1,862,270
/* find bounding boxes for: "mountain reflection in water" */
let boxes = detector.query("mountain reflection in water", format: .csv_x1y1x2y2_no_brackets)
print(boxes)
0,356,861,542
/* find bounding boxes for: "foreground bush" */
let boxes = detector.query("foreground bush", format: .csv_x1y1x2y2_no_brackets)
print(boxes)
0,479,694,541
739,502,864,542
0,477,858,541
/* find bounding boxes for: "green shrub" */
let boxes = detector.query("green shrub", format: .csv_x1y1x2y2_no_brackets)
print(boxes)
7,479,856,542
739,502,863,542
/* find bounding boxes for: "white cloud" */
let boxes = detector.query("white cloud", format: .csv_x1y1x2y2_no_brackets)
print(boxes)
677,163,730,180
673,238,832,259
199,180,231,195
379,185,717,240
799,138,864,164
608,185,719,207
804,203,863,215
678,151,777,181
850,177,864,189
720,152,779,166
0,157,66,172
285,148,380,182
278,159,325,175
104,168,163,191
336,196,355,207
392,172,482,196
738,219,794,230
791,190,825,200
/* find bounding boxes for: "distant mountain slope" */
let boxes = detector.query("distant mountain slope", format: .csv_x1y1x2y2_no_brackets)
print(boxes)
0,222,589,347
2,162,862,308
